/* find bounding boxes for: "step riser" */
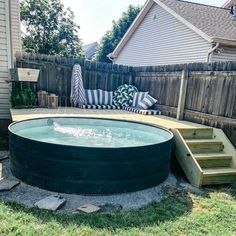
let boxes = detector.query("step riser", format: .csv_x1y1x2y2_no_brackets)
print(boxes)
202,175,236,185
179,129,213,140
197,160,231,168
188,143,224,154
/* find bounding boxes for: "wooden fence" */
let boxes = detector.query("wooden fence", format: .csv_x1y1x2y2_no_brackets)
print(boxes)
15,52,134,106
14,52,236,146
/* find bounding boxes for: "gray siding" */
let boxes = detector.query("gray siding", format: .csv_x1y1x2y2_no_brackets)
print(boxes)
212,46,236,62
114,3,211,66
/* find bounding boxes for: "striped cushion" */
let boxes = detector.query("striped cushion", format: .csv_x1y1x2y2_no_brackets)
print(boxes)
132,92,148,107
137,94,157,110
85,89,99,105
78,104,122,109
98,90,113,105
78,104,160,115
123,106,161,115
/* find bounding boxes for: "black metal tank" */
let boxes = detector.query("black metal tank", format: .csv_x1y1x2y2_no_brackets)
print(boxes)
9,117,173,195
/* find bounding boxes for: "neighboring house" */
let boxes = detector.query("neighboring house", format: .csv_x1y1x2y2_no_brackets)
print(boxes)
0,0,21,119
223,0,236,8
82,42,98,60
109,0,236,66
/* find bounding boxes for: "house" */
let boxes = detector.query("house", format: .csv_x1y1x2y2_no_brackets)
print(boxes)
82,42,98,60
0,0,21,120
109,0,236,66
223,0,236,8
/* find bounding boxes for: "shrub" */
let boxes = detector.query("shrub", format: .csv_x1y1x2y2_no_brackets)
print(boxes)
11,88,37,108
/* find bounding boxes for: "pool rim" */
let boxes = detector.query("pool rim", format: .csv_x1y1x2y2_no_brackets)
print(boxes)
8,116,174,149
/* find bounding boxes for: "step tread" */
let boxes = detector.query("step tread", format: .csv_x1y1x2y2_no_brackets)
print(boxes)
185,139,222,144
179,128,213,139
203,168,236,176
194,153,232,160
178,128,213,131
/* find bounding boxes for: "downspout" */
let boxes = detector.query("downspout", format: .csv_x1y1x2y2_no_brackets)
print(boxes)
206,43,220,63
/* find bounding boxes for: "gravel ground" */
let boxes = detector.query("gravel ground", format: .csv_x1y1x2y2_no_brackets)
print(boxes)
0,151,199,214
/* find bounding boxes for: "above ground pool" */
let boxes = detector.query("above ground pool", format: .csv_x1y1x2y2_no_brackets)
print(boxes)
9,117,173,194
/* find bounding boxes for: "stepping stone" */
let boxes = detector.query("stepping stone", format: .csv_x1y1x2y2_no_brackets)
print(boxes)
34,195,66,211
0,179,20,191
76,204,101,213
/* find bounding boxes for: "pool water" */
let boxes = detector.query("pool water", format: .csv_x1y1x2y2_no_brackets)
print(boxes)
13,118,171,148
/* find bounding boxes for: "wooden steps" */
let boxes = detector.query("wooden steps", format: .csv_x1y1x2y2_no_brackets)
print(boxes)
203,168,236,175
180,128,213,139
186,139,224,153
202,168,236,185
172,127,236,187
194,153,232,168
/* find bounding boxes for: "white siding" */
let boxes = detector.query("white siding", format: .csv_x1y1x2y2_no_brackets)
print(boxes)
10,0,21,55
0,0,11,119
114,3,211,66
212,46,236,62
0,0,21,119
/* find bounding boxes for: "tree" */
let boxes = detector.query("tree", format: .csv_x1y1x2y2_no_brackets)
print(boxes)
21,0,84,58
95,5,141,63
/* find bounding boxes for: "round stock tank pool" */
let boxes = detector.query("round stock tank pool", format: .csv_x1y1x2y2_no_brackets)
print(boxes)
9,117,173,194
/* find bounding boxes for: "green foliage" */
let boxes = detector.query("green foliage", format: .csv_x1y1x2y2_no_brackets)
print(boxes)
0,186,236,235
95,5,141,63
11,88,37,108
21,0,84,58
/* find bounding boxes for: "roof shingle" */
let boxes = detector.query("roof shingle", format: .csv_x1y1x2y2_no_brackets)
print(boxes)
159,0,236,41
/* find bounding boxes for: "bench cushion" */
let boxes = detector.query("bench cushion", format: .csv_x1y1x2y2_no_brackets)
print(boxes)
78,104,122,109
85,89,99,105
123,106,161,115
98,90,113,105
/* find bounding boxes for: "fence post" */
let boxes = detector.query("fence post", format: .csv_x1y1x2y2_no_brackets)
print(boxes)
177,68,188,120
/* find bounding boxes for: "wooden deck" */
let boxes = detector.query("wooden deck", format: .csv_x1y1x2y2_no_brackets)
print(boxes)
10,107,205,130
10,108,236,187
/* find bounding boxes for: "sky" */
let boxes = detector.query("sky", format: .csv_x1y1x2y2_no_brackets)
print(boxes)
61,0,227,45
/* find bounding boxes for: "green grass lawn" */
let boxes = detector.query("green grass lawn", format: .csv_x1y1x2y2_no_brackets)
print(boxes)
0,185,236,236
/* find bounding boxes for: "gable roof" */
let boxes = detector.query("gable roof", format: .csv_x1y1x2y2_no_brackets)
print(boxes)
161,0,236,42
82,42,98,60
223,0,236,8
110,0,236,59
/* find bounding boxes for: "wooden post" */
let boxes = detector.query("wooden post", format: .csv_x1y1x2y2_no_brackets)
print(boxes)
177,69,188,120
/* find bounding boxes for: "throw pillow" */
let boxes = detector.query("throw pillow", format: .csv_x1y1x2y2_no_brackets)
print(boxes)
137,94,157,109
132,92,149,107
113,84,138,107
